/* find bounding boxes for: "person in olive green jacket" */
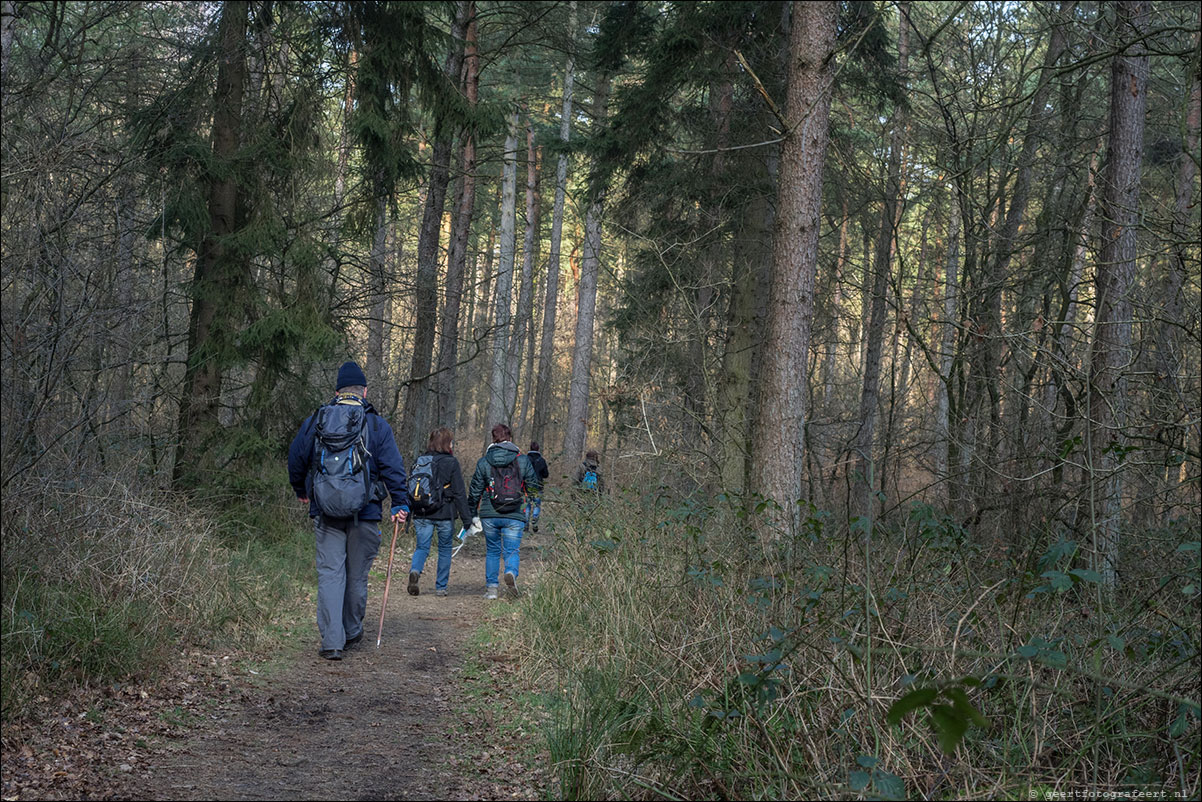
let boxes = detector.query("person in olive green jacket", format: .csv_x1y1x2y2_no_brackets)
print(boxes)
467,423,543,599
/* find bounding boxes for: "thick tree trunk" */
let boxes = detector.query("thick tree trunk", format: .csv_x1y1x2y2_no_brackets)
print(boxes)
852,1,909,522
399,8,467,455
435,1,478,430
718,152,776,495
1149,33,1200,512
749,1,837,533
488,108,521,426
1089,0,1149,587
532,0,576,448
563,74,611,465
174,0,249,485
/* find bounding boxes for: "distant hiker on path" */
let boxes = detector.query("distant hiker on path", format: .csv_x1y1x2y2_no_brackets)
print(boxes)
467,423,543,600
288,361,410,661
526,441,550,532
573,450,605,494
407,427,473,598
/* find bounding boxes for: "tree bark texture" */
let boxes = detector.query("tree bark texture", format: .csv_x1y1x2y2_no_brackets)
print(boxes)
1089,0,1149,587
512,122,540,432
488,107,521,426
563,73,611,466
399,6,467,456
532,0,576,448
174,0,249,484
852,1,909,522
435,2,478,430
749,0,837,533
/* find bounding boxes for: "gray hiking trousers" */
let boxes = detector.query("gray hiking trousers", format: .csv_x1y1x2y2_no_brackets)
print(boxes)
314,516,381,651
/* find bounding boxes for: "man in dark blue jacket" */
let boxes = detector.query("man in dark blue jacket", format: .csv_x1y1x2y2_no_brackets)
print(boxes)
288,361,409,660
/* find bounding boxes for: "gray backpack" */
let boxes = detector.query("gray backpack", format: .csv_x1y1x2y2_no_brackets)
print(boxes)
310,403,372,520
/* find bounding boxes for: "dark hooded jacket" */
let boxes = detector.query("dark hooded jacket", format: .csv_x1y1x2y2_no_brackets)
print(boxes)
527,450,550,481
468,441,542,521
411,450,473,525
288,397,409,521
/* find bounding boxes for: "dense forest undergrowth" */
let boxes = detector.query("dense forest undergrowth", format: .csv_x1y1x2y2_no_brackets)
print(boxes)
3,460,1198,800
3,0,1200,798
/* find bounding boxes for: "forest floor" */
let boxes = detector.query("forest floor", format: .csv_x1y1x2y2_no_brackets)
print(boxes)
1,540,551,801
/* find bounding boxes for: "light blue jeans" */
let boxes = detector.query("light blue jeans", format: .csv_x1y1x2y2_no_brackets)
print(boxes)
526,499,541,528
411,518,454,591
482,518,525,587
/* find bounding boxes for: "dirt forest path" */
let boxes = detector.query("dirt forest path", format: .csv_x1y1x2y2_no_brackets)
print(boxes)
128,538,549,802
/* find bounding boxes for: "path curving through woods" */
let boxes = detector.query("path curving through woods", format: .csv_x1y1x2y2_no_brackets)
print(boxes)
127,544,547,801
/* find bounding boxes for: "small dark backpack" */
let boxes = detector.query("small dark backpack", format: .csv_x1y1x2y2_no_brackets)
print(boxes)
409,454,444,516
311,402,372,519
488,461,524,513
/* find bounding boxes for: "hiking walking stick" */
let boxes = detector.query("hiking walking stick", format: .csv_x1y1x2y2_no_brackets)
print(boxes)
376,517,403,648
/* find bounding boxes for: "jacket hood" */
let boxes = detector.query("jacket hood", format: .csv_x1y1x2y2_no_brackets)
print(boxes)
485,441,520,467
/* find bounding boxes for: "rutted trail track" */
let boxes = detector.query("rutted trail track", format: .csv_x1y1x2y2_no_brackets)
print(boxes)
130,548,546,801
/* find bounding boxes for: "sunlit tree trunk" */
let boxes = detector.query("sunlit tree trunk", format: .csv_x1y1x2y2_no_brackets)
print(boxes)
749,0,837,533
489,107,521,426
533,0,576,448
936,192,961,506
400,6,467,455
563,74,610,465
435,0,477,429
512,121,540,431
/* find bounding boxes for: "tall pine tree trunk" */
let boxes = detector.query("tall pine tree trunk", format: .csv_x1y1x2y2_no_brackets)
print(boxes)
533,0,576,447
1089,0,1149,587
563,74,611,465
399,8,467,455
511,121,540,431
489,107,521,426
174,0,249,485
852,1,909,522
749,0,837,532
1150,31,1200,513
435,0,478,429
936,192,961,505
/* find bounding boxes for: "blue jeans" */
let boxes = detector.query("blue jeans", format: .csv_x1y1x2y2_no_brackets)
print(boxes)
482,518,525,587
411,518,454,591
526,499,541,528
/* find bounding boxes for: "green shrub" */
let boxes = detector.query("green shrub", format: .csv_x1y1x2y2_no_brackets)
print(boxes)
517,492,1201,800
1,466,311,719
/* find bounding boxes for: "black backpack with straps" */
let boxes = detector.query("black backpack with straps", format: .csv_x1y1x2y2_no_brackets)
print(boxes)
488,460,524,514
309,402,372,520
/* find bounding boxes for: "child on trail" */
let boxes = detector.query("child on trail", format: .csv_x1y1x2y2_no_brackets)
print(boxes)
467,423,542,599
525,441,550,532
573,450,605,494
407,427,473,597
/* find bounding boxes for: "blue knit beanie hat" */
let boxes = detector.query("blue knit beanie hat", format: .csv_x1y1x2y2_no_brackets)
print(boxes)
335,361,367,391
